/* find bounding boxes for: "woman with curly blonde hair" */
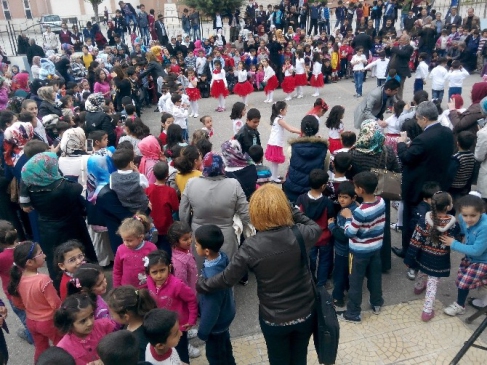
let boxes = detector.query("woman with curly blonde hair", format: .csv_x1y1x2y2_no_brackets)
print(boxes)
197,183,321,365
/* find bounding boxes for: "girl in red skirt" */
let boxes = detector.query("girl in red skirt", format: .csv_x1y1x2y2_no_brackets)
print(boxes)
233,61,253,106
294,50,307,99
262,59,279,103
264,101,301,183
310,52,324,97
282,57,295,101
185,68,201,118
325,105,345,154
210,60,229,112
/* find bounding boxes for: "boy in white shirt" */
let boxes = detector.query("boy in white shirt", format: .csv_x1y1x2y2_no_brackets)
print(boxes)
351,47,367,97
414,52,429,93
196,50,207,76
364,50,389,86
171,93,189,141
429,57,449,103
157,87,170,112
448,60,469,99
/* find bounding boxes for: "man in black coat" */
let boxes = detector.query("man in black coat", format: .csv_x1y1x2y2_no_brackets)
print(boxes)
155,14,169,46
403,10,416,33
444,6,462,32
26,39,45,65
385,34,414,100
352,27,373,59
393,101,454,258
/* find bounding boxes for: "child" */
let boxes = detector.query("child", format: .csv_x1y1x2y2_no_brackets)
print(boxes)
334,131,356,155
330,44,340,83
325,152,353,215
310,52,324,96
255,64,265,90
442,194,487,314
210,60,229,112
185,68,201,118
404,192,460,321
264,101,301,183
89,130,109,155
97,330,142,365
281,58,295,101
338,171,385,322
168,222,197,294
55,293,116,364
351,47,367,97
448,60,469,99
293,50,307,98
194,225,236,365
107,286,157,361
110,148,149,213
325,105,345,154
235,108,261,154
36,347,76,365
296,169,335,287
8,241,62,362
328,181,357,307
429,57,449,103
143,308,182,364
54,240,86,301
113,214,158,288
200,115,214,138
0,220,33,344
157,87,171,113
171,94,190,142
145,250,198,364
233,61,253,106
363,50,389,86
449,131,476,202
262,59,279,103
414,52,429,93
230,101,246,136
197,74,210,98
382,100,406,153
146,161,179,255
248,145,271,185
322,59,333,84
158,113,174,146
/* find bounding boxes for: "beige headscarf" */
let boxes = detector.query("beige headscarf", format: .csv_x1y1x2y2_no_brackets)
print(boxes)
60,127,86,157
37,86,55,103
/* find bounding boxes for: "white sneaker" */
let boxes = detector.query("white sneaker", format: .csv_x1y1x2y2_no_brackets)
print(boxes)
297,94,304,99
188,344,201,358
187,328,198,339
189,113,194,118
312,93,319,97
285,96,292,101
444,302,466,316
193,113,199,118
407,268,416,280
263,99,270,103
268,100,273,103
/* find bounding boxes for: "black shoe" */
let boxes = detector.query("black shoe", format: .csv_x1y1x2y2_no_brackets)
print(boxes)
333,299,345,308
391,246,405,258
337,311,361,323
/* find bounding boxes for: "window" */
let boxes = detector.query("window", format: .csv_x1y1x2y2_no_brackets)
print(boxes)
2,0,10,20
23,0,32,19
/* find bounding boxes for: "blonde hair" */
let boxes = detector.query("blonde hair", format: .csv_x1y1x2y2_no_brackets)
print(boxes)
249,184,293,231
117,213,151,237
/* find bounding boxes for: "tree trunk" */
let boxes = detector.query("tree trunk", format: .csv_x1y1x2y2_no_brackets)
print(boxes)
92,3,99,23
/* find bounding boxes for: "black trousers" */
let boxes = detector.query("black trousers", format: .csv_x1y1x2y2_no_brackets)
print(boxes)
401,202,415,252
259,312,314,365
206,330,236,365
175,331,189,363
308,19,318,35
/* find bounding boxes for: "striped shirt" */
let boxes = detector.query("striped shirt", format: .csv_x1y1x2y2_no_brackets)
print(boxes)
451,151,476,189
344,197,386,253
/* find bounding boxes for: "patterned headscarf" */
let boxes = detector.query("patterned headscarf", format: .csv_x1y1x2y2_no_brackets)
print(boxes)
86,155,111,204
202,152,225,177
85,93,105,113
60,127,86,156
354,120,385,155
3,122,34,167
37,86,55,103
221,140,254,169
21,152,63,187
480,96,487,116
138,135,162,175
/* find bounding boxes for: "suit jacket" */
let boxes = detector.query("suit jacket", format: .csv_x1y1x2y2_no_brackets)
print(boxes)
462,15,480,31
388,44,414,79
155,21,168,43
445,14,462,30
398,123,454,204
352,33,373,58
403,16,416,32
353,86,396,128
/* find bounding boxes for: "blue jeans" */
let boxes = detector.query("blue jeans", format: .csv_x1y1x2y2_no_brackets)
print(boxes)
9,299,34,344
192,26,201,40
332,253,349,301
449,86,462,99
374,18,381,30
432,89,444,103
309,245,334,287
377,78,386,87
354,71,364,96
206,330,236,365
139,26,150,45
124,13,138,32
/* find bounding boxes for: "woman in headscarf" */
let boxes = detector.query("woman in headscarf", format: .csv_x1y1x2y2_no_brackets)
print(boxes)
57,127,91,187
350,120,401,272
449,81,487,152
138,135,163,184
180,152,251,270
37,86,62,119
20,152,96,281
221,139,257,201
11,72,30,97
84,93,116,146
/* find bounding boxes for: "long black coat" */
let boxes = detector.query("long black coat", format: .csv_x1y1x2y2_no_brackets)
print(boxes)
387,44,414,79
352,32,373,58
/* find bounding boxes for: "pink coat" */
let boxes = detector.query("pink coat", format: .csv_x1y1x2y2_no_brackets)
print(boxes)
113,241,158,288
0,87,8,111
171,247,198,292
147,274,198,331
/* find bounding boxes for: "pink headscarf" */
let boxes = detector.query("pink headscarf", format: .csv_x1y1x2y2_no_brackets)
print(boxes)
138,135,161,184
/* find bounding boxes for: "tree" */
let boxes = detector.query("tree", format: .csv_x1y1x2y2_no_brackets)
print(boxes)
85,0,104,22
183,0,245,16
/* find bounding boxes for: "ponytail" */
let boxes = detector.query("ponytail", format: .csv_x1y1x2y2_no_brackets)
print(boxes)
7,241,37,297
108,285,157,318
270,101,286,125
66,263,103,302
54,293,94,334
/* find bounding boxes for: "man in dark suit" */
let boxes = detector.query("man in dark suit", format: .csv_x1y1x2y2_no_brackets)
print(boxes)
386,34,414,100
393,101,454,259
155,14,169,46
444,6,462,32
352,27,373,59
403,10,416,33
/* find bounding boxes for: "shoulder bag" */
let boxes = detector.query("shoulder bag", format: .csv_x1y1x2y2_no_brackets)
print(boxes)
292,225,339,365
371,147,402,201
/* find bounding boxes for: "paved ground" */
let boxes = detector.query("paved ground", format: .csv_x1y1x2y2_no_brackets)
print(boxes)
2,73,487,364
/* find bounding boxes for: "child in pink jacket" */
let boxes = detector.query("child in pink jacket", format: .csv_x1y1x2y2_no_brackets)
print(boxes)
168,222,198,292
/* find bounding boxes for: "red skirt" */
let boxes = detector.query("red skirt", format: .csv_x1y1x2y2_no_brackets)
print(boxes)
210,80,229,98
265,144,285,163
264,75,279,95
233,81,253,96
186,87,201,101
281,75,296,94
294,73,307,86
328,138,343,154
310,74,324,88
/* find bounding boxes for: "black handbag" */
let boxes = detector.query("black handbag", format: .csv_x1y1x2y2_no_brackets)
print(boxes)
292,225,340,365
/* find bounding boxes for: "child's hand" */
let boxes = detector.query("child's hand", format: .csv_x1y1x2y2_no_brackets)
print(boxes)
439,235,454,246
340,208,352,219
328,217,335,225
182,323,192,330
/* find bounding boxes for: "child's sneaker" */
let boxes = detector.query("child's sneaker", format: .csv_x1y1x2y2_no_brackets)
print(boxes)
407,268,417,280
333,298,345,308
188,344,201,358
421,310,435,322
371,305,381,315
444,302,466,316
337,311,361,323
414,280,426,295
187,328,198,339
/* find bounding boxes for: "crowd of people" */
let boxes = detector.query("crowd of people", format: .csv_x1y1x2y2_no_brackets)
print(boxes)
0,1,486,365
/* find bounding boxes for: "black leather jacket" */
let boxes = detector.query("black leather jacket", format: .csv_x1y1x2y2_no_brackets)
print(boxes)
197,208,321,324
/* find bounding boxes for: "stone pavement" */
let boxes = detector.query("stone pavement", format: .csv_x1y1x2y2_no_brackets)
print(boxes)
192,300,486,365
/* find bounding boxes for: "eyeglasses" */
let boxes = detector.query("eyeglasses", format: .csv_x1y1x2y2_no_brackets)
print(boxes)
65,253,85,265
31,250,44,260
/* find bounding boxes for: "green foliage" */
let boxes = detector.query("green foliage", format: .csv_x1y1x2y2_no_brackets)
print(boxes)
182,0,245,16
